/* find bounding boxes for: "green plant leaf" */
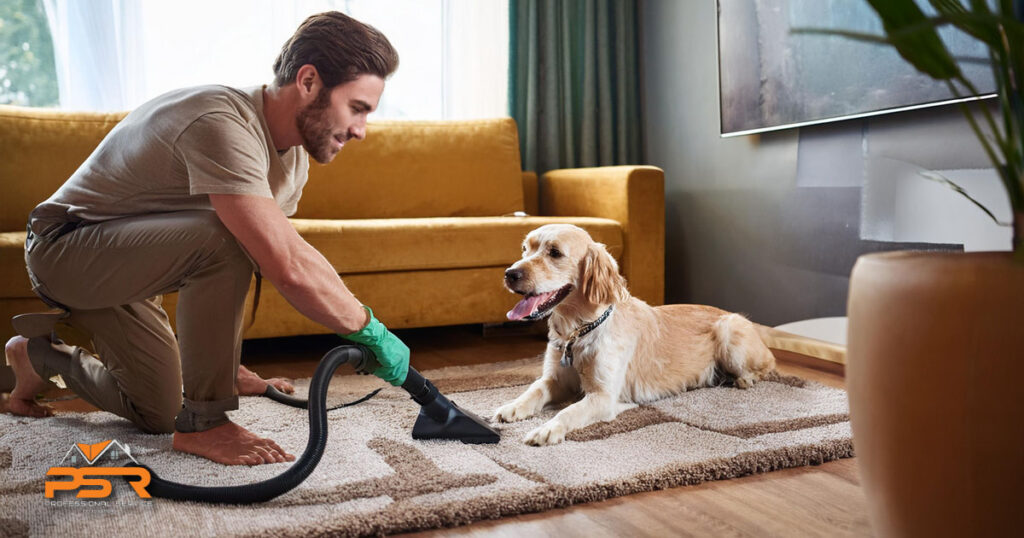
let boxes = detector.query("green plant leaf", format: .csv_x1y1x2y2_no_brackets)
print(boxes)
798,0,1024,255
921,170,1011,226
789,27,892,45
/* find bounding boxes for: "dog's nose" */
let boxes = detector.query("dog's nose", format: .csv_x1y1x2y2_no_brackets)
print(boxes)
505,268,523,284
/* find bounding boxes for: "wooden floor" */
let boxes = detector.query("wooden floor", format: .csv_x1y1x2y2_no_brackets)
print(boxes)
36,324,873,537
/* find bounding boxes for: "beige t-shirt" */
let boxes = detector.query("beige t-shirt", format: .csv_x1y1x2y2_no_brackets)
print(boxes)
30,85,309,229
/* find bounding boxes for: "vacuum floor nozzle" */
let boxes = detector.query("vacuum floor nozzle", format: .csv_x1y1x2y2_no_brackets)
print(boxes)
411,397,500,444
402,367,500,444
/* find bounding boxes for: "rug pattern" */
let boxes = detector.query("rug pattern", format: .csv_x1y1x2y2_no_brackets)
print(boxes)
0,358,852,537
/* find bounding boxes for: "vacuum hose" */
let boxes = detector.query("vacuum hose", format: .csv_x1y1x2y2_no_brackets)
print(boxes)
142,344,372,503
141,343,498,504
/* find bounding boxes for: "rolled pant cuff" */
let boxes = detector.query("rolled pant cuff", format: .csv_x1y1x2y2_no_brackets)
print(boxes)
26,335,65,380
174,395,239,432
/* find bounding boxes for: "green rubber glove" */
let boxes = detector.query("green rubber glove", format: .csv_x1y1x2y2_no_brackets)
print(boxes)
340,306,410,386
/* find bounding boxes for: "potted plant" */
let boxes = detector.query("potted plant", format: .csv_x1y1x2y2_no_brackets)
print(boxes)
804,2,1023,536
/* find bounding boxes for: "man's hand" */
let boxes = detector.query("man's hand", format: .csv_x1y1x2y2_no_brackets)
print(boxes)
340,307,410,386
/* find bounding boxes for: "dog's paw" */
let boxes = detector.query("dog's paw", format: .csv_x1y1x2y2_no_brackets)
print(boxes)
524,420,567,446
735,376,755,389
492,400,536,423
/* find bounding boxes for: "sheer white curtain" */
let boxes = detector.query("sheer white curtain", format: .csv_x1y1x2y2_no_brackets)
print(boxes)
43,0,145,110
42,0,508,119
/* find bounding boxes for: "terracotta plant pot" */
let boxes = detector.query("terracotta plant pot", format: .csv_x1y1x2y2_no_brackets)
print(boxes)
847,251,1024,537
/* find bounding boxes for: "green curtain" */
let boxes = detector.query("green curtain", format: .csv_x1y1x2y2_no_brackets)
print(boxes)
508,0,643,176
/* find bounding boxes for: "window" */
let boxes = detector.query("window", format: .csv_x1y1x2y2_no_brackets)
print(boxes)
24,0,507,119
0,0,58,107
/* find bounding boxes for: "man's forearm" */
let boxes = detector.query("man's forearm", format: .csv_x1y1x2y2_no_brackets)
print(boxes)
208,193,369,334
268,241,368,334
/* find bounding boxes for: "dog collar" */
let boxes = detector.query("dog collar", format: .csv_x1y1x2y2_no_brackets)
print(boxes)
558,305,614,367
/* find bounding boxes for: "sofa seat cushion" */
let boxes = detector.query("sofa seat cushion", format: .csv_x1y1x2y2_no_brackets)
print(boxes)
291,216,623,274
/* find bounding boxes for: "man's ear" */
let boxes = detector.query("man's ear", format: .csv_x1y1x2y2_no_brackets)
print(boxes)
295,64,321,99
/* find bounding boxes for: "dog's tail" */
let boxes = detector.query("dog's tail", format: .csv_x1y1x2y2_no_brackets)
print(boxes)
711,313,776,383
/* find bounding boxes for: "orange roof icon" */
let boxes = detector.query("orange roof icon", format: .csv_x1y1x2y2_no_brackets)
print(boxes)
76,441,112,463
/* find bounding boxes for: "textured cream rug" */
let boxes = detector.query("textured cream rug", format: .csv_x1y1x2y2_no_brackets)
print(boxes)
0,357,852,537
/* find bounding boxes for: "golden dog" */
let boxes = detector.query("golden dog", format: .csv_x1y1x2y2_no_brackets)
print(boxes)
493,224,776,445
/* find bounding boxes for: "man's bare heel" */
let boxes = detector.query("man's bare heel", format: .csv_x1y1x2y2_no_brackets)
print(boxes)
3,336,21,366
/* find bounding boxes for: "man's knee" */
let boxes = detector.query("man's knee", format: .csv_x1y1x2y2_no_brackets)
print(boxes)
166,213,254,288
191,212,254,273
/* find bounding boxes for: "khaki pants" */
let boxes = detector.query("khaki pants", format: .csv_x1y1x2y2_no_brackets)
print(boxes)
20,210,253,433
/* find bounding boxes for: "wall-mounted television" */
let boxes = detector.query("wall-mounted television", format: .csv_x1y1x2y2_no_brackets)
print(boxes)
717,0,997,138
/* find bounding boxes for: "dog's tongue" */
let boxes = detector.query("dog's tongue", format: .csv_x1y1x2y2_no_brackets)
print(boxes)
507,293,551,321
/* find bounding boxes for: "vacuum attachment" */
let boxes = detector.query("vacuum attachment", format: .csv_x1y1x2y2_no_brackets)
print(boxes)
400,368,500,444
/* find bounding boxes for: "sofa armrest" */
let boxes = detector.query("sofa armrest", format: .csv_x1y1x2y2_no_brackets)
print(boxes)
540,165,664,305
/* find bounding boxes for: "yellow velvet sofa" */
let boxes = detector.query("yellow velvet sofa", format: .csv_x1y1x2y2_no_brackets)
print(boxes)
0,105,665,344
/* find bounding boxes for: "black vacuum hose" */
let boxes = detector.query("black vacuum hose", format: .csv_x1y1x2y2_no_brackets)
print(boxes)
137,343,498,503
140,344,372,503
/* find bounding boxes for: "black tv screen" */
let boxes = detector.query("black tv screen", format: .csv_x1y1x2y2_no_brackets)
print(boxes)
717,0,997,137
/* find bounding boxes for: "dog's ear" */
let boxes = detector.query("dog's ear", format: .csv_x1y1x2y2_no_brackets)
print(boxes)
580,243,629,305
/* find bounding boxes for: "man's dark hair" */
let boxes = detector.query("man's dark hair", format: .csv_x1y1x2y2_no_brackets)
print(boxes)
273,11,399,89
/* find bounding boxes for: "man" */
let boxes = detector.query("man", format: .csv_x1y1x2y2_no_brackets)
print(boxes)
3,11,409,466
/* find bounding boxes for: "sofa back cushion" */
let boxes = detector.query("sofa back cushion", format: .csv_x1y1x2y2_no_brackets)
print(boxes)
0,106,126,231
0,107,525,229
294,118,525,219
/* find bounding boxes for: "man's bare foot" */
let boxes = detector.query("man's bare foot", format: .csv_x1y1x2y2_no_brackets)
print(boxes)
4,336,54,418
172,421,296,465
237,364,294,396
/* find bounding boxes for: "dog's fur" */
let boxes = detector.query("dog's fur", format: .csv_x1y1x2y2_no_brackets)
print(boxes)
493,224,776,445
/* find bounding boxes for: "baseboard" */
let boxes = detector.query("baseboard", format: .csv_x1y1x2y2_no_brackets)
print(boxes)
481,320,547,338
771,348,846,377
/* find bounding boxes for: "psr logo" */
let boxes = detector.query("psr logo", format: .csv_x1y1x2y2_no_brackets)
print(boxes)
44,440,151,499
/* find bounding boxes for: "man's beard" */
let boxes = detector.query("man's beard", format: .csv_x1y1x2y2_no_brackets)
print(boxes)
296,88,341,164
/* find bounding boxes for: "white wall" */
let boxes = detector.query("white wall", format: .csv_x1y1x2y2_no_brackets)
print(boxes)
640,0,1008,325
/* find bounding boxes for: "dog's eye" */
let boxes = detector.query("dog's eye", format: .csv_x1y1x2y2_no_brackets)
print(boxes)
522,245,527,252
549,248,563,259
